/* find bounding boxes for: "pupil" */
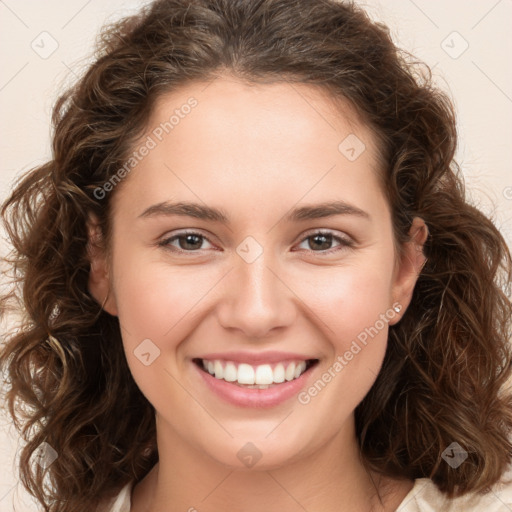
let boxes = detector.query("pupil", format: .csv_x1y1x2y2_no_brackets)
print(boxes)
181,234,202,250
311,234,331,250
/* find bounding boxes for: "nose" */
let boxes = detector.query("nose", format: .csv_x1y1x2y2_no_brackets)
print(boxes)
215,249,297,339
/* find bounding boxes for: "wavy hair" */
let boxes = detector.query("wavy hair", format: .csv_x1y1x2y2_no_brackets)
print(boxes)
1,0,511,510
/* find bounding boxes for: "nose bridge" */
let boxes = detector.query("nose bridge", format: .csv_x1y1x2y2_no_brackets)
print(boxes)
216,241,295,337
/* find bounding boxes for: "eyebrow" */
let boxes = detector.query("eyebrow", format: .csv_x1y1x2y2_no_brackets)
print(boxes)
138,200,370,223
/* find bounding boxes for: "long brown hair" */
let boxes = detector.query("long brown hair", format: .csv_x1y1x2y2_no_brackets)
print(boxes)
1,0,511,510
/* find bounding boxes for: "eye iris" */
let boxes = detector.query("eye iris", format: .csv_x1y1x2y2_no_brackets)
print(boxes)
180,234,203,250
309,233,332,250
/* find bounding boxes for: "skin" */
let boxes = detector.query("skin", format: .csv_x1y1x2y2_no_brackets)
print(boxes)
88,75,428,512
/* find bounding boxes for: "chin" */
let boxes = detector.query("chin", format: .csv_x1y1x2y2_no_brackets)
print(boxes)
202,434,312,472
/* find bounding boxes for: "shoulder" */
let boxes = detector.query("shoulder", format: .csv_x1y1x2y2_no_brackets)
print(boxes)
397,473,512,511
96,481,134,512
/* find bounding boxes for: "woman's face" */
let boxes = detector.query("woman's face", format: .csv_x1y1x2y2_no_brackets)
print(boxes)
89,76,425,470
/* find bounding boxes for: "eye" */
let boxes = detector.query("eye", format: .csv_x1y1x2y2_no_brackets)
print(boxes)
294,230,354,254
158,231,215,253
158,229,354,256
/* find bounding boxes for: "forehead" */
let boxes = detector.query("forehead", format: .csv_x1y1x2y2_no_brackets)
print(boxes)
150,76,379,153
110,76,387,222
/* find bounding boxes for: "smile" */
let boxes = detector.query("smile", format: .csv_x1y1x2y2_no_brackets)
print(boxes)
194,358,317,388
192,351,320,407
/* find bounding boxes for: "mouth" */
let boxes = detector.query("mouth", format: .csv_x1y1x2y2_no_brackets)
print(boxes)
193,357,319,389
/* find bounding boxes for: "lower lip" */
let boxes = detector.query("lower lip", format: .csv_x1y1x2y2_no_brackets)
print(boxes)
194,362,316,408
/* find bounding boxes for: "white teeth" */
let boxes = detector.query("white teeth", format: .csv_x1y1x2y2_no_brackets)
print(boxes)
214,360,224,379
237,363,255,384
224,362,237,382
285,363,296,381
255,364,274,385
200,359,312,386
294,361,306,379
273,363,285,383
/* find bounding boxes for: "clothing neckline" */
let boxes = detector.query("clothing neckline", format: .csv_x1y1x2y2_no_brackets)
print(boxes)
111,477,431,511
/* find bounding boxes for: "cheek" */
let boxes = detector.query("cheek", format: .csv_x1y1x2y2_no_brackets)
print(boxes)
110,258,210,408
297,257,395,346
109,251,226,393
111,250,214,337
294,256,395,404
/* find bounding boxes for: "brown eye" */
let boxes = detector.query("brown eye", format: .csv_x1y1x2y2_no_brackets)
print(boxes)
177,234,203,250
295,230,354,254
159,231,214,252
308,233,333,251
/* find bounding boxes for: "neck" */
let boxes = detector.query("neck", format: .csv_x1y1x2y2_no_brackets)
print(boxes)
131,414,413,512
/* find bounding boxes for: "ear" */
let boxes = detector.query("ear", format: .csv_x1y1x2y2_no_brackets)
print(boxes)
86,213,118,316
388,217,428,325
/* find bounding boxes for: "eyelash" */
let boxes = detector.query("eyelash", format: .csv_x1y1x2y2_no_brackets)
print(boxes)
158,229,355,256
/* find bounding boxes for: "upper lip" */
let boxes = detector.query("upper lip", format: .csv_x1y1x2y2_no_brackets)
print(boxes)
195,351,318,365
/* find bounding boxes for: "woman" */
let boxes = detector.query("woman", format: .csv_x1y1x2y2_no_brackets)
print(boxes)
1,0,511,511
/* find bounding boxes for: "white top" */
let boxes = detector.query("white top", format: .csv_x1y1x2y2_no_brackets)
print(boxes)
100,474,512,511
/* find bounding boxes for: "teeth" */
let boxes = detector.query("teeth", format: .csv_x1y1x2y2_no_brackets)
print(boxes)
273,363,285,383
238,363,255,384
255,364,273,385
214,360,224,379
224,362,237,382
285,363,295,381
201,359,311,386
294,362,306,379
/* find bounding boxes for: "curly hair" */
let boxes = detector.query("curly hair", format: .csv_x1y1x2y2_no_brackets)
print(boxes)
1,0,511,510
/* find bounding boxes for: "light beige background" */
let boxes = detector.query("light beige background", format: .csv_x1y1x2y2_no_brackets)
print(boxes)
1,0,511,510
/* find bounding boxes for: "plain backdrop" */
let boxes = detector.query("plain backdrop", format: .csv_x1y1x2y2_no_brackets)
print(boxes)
1,0,511,510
